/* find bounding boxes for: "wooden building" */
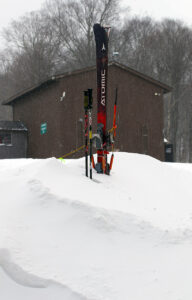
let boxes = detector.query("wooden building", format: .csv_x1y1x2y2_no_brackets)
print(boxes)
3,62,171,160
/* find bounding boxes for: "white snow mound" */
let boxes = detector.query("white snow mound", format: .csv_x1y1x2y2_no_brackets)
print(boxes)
0,153,192,300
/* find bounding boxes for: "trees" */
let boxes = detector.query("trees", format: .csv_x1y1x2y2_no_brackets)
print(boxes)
44,0,119,70
2,11,59,89
117,17,192,161
0,0,120,120
0,0,119,90
118,17,157,77
1,1,192,161
154,20,192,161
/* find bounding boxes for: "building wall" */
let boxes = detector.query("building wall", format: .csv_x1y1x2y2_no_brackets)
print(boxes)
0,130,27,159
13,65,165,160
108,65,164,160
13,71,97,158
0,104,13,121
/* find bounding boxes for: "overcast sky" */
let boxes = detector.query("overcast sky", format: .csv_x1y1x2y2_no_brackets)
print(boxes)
0,0,44,30
0,0,192,32
125,0,192,26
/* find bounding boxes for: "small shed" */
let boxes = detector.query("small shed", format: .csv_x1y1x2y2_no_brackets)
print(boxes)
0,121,27,159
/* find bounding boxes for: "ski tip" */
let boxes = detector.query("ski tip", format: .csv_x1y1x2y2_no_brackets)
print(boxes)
93,23,101,31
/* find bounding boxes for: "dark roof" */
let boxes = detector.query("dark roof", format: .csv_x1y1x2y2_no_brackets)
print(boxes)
3,61,172,106
0,121,27,131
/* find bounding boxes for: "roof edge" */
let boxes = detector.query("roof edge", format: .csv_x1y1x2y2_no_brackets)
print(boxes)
0,120,28,131
3,62,171,105
109,61,172,93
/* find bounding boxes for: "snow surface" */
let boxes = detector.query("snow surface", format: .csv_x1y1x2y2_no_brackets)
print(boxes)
0,153,192,299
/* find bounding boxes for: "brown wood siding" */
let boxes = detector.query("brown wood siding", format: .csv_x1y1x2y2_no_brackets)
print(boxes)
13,65,165,160
108,65,164,160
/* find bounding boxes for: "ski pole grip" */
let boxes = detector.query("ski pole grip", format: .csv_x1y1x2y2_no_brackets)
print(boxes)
88,88,93,109
84,90,89,110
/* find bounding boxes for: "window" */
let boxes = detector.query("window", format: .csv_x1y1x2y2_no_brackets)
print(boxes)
0,133,12,145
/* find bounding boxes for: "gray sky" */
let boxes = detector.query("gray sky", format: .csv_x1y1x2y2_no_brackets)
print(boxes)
123,0,192,26
0,0,44,30
0,0,192,32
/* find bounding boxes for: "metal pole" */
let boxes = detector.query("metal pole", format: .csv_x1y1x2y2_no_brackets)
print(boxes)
88,89,93,179
84,91,89,177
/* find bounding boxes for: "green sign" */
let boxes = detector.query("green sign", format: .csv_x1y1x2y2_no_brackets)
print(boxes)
40,123,47,135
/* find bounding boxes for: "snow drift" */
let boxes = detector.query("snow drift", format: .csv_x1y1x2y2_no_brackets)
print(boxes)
0,153,192,299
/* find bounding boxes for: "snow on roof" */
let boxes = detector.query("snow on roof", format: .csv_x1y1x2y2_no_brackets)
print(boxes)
0,121,27,131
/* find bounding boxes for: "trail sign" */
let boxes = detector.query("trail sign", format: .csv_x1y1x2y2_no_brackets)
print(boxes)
40,123,47,135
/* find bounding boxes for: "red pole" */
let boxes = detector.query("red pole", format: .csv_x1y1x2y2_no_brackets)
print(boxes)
110,88,118,171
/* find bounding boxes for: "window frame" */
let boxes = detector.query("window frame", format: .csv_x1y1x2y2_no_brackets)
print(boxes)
0,131,12,146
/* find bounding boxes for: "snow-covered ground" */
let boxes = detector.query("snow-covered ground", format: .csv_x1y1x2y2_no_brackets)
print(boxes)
0,153,192,300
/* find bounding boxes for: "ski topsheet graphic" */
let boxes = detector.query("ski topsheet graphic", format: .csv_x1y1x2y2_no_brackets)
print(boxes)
83,24,117,178
93,23,110,174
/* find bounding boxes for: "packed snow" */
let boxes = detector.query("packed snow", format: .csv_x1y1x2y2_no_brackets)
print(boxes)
0,153,192,299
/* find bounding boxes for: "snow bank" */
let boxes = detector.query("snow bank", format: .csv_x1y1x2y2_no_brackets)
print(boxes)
0,250,86,300
0,153,192,299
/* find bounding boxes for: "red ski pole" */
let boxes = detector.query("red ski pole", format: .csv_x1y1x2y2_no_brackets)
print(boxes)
110,87,118,171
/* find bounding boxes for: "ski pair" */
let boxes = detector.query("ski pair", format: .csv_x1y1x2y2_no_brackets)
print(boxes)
84,23,118,177
94,23,118,175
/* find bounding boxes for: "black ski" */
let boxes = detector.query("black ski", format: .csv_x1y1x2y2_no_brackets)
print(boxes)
93,23,110,174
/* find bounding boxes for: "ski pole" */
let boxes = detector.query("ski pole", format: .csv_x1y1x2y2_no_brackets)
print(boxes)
88,89,93,179
84,91,89,177
110,87,118,171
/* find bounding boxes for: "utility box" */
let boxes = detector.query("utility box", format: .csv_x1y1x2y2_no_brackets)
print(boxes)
164,142,174,162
